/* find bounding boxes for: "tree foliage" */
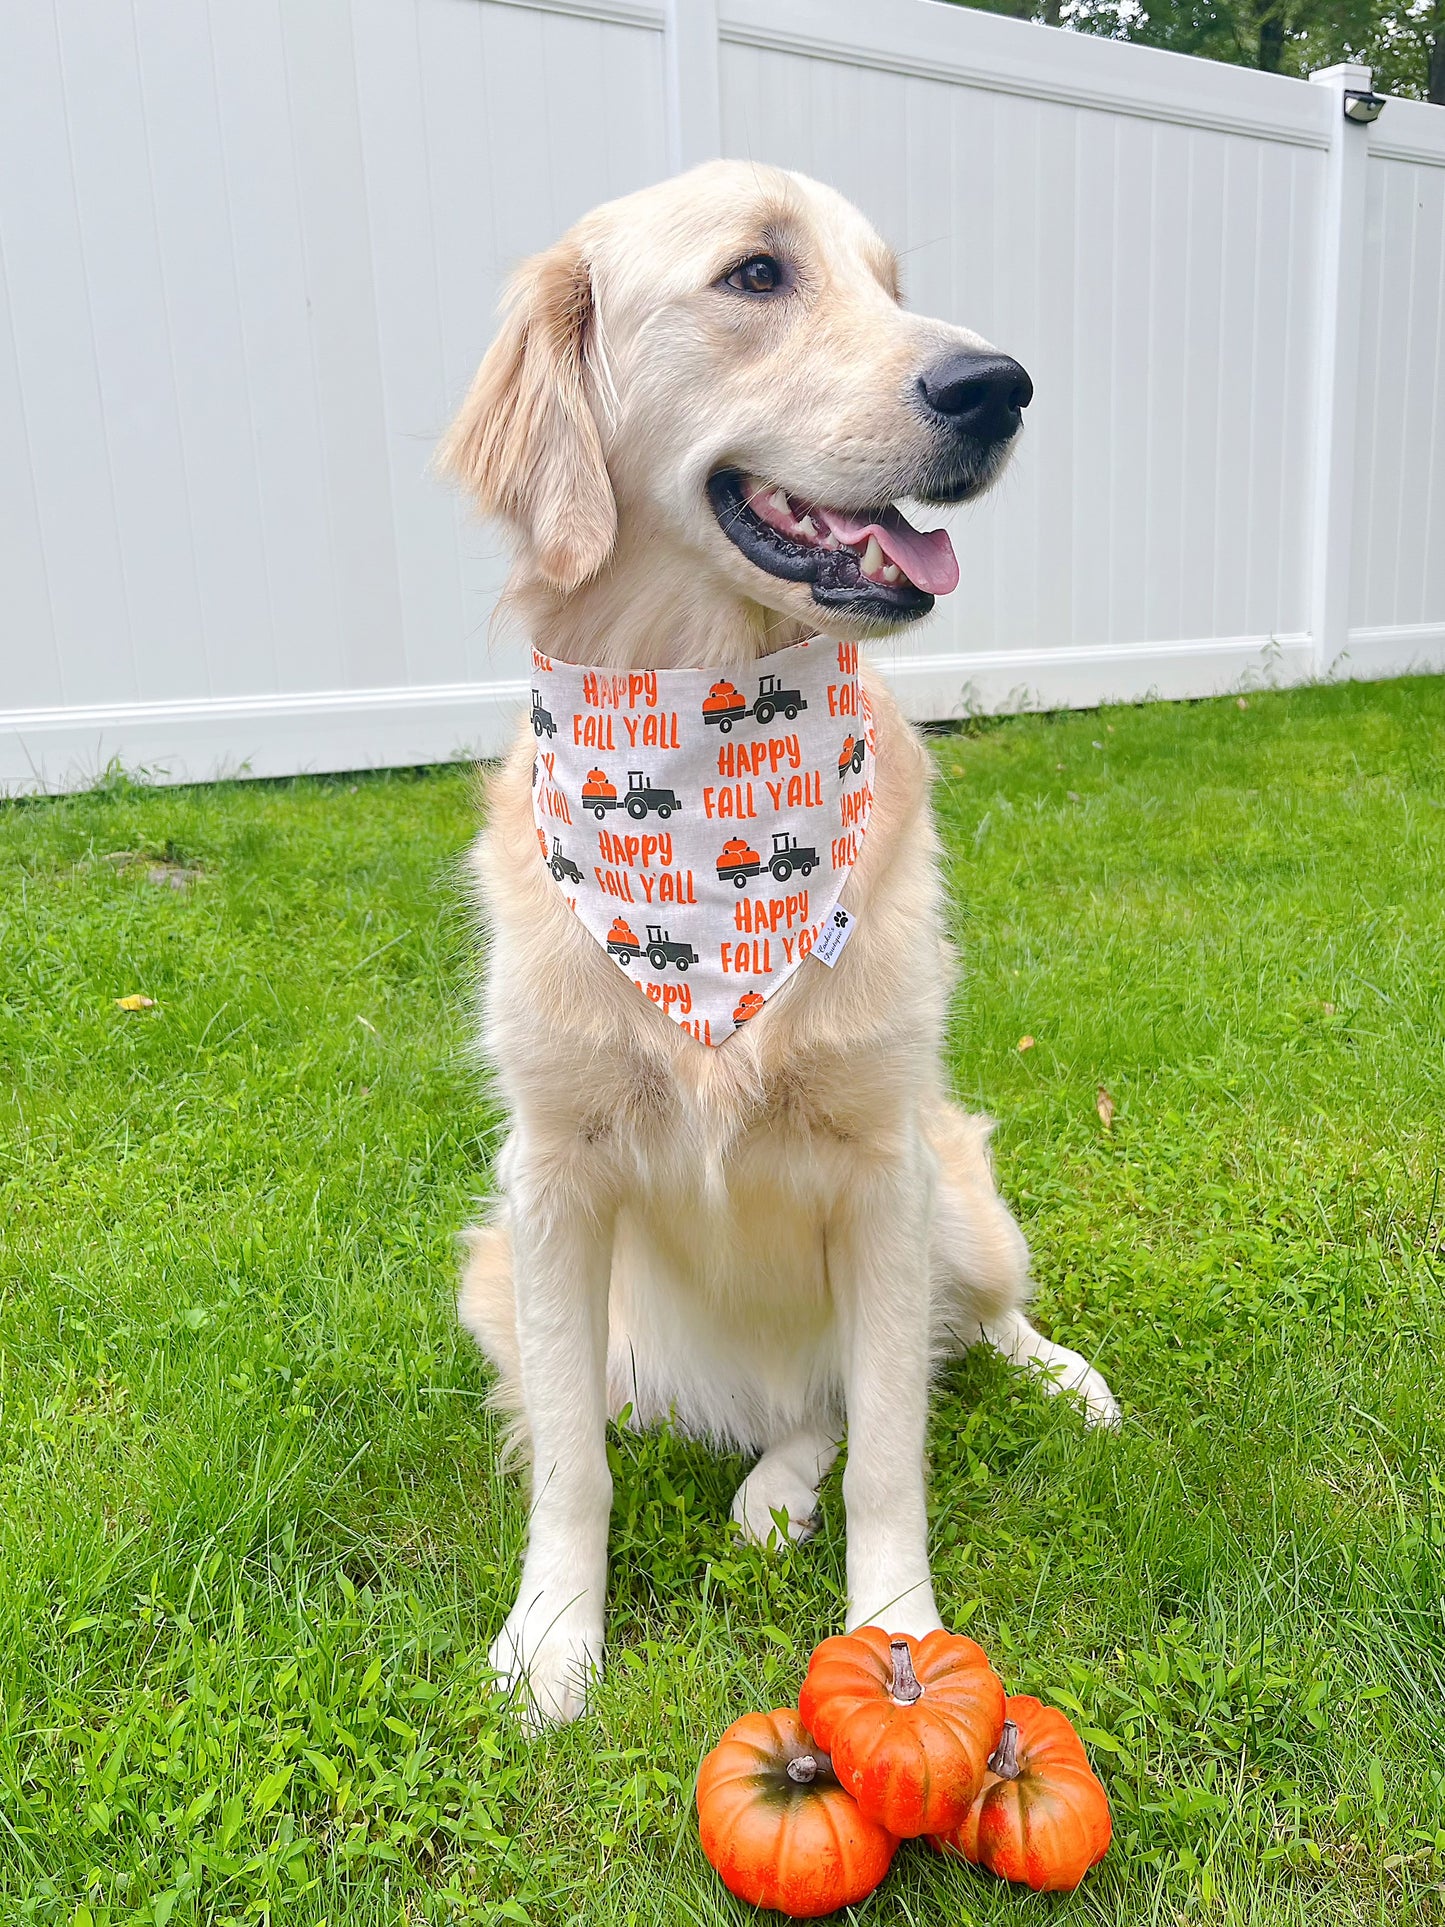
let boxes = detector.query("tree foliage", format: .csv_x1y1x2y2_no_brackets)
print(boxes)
953,0,1445,100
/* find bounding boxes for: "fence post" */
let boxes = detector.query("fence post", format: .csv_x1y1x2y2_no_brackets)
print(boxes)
1306,63,1373,679
663,0,720,174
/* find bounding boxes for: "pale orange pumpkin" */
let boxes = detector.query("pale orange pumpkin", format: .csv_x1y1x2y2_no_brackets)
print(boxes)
798,1626,1005,1837
928,1694,1112,1891
696,1708,897,1917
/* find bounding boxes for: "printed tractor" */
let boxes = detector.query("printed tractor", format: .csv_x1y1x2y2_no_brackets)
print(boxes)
584,770,680,821
645,924,698,972
702,672,809,733
549,837,583,885
625,771,679,819
764,831,817,881
838,733,867,779
715,830,818,887
753,673,807,726
530,688,557,738
607,916,642,962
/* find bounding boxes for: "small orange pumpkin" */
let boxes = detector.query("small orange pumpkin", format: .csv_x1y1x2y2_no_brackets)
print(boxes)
696,1708,897,1917
798,1627,1005,1837
927,1694,1111,1891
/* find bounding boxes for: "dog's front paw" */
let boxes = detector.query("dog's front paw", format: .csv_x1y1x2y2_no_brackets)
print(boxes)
488,1593,602,1729
732,1461,820,1548
1032,1343,1121,1431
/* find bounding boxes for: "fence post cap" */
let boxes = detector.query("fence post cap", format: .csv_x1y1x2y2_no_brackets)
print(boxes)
1310,61,1373,90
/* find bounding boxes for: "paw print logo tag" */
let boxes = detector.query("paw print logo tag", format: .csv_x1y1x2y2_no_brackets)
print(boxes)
812,904,856,968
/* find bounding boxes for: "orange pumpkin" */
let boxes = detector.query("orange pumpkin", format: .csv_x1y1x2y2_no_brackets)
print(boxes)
798,1627,1005,1837
696,1708,897,1917
927,1695,1111,1891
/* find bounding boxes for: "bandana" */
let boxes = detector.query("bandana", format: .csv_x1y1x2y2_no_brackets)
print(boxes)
529,634,875,1046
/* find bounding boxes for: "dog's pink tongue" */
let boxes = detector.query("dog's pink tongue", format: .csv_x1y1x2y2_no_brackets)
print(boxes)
819,504,960,595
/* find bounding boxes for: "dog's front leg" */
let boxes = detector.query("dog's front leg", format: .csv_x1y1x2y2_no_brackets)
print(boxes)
831,1156,943,1639
488,1148,614,1728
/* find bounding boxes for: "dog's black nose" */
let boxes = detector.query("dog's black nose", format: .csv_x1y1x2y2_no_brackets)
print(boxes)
919,352,1033,443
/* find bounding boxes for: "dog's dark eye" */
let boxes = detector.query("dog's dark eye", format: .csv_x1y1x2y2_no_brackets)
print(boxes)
725,255,785,295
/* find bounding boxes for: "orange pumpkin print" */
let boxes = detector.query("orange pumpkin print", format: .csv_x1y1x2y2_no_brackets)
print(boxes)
607,916,641,960
733,991,765,1024
582,767,616,801
716,836,762,886
702,679,744,717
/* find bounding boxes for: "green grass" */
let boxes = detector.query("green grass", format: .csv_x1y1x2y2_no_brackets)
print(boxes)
2,677,1444,1926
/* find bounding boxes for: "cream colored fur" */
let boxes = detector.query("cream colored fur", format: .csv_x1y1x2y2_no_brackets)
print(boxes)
442,161,1118,1728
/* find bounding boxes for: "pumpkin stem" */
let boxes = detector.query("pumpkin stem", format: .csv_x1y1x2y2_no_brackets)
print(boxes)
786,1755,818,1784
987,1719,1022,1780
888,1639,925,1705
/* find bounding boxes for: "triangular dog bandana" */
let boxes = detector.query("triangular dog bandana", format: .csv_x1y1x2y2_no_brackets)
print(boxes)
529,634,875,1046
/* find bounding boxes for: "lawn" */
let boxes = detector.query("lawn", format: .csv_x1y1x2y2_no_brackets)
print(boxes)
2,676,1444,1927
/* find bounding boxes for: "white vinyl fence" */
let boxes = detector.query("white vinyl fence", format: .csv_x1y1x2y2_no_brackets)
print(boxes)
1,0,1443,792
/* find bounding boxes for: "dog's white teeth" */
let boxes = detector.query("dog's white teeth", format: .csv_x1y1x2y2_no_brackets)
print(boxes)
821,531,840,549
768,489,791,517
795,514,818,540
881,563,901,585
860,535,885,577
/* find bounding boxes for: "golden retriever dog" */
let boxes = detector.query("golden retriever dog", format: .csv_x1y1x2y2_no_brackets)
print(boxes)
441,161,1118,1727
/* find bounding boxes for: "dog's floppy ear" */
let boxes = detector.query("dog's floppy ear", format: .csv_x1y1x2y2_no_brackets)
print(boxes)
438,240,616,592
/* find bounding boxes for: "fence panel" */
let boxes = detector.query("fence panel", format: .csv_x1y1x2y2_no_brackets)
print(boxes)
1,0,1441,790
716,2,1328,718
0,0,669,787
1348,99,1445,676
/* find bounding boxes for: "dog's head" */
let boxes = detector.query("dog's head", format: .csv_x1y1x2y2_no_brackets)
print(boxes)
440,161,1029,639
